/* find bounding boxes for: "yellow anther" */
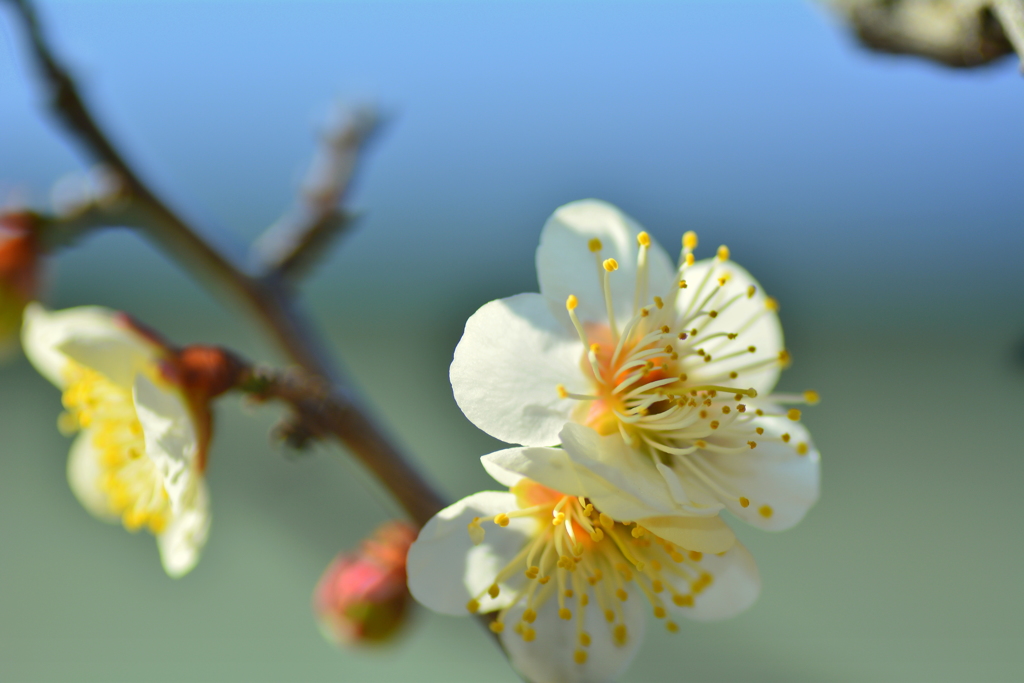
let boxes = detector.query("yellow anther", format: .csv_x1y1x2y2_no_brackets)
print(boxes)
804,390,820,404
604,609,615,622
599,512,614,528
466,599,480,613
739,497,750,508
727,332,738,339
755,409,764,416
613,624,628,646
583,503,594,516
797,442,809,455
747,345,756,353
494,513,510,527
580,594,589,606
616,588,628,601
652,580,664,593
688,551,703,561
722,405,732,414
566,294,578,311
603,258,619,272
695,440,707,448
708,310,718,318
781,433,791,443
538,576,551,585
654,606,667,619
522,627,536,642
759,505,774,518
717,245,730,261
556,384,569,399
673,594,694,607
574,650,588,665
489,621,505,634
737,404,746,412
788,409,802,421
553,512,566,526
488,584,500,599
778,349,792,365
588,238,602,252
580,632,592,647
565,589,574,598
678,371,688,380
747,284,756,298
523,608,537,624
653,296,664,309
755,427,764,435
717,276,729,286
666,621,680,633
660,325,670,334
748,441,757,449
685,253,695,266
710,420,720,430
683,231,698,250
637,231,651,247
559,608,572,620
679,279,688,288
590,528,604,542
765,296,780,311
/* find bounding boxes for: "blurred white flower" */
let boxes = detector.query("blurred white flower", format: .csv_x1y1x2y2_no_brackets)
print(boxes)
451,200,819,548
407,451,759,683
22,304,210,577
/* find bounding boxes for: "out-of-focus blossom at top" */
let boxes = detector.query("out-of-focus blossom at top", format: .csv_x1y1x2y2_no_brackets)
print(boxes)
0,211,42,358
314,521,417,646
451,200,820,551
21,305,216,577
407,452,759,683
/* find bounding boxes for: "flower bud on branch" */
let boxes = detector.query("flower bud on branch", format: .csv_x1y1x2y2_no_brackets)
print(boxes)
314,521,417,646
0,211,43,357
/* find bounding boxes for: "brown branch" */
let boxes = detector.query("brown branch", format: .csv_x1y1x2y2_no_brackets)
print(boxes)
4,0,447,527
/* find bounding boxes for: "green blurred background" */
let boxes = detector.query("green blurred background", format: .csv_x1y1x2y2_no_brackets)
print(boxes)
2,1,1023,681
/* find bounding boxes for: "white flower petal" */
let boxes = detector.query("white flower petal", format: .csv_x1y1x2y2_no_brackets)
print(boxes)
133,374,198,515
677,258,783,395
500,583,646,683
66,430,118,522
407,491,539,616
689,415,820,531
482,447,585,496
157,478,211,578
22,303,160,389
537,199,675,327
451,293,582,447
667,541,760,622
634,514,736,554
557,423,724,520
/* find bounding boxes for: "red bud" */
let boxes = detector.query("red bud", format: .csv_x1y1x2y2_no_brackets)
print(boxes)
0,212,42,349
313,521,417,646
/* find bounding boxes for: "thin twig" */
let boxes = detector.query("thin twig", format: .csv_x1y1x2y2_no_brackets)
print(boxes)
252,107,381,279
4,0,447,527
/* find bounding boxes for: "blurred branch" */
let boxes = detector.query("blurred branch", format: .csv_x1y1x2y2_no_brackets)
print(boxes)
252,107,381,280
4,0,447,527
824,0,1023,69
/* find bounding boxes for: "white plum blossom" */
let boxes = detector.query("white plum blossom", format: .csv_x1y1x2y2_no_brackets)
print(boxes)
407,450,760,683
450,200,820,548
22,304,210,577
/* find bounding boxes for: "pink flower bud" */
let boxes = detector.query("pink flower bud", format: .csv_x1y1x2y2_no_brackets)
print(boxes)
313,521,417,646
0,212,41,354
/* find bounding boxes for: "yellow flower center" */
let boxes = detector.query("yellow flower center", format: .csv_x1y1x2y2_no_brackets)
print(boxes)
61,365,170,534
559,231,815,513
467,480,713,664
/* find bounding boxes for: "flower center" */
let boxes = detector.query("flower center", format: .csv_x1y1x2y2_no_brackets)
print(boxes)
466,480,714,665
61,365,170,534
558,231,816,515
